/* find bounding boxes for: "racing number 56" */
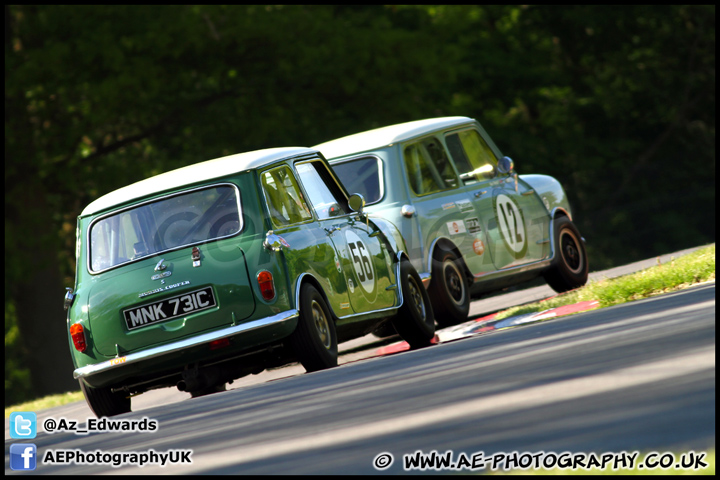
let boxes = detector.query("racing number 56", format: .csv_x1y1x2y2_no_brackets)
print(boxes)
349,241,373,281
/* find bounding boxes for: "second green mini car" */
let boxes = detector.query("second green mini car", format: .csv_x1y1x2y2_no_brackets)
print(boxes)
316,117,589,327
65,147,434,417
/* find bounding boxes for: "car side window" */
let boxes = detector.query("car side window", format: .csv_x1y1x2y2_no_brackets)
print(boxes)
260,165,313,227
403,137,458,196
331,156,382,205
295,161,348,220
445,129,498,185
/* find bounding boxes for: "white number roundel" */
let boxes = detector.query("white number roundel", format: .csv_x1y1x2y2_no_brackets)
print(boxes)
495,194,526,255
345,230,375,293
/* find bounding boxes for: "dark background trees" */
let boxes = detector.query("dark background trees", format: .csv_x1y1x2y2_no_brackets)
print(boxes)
5,5,714,405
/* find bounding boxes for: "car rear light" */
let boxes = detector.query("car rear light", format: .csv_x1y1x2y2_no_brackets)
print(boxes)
210,338,231,350
70,323,87,352
257,270,275,301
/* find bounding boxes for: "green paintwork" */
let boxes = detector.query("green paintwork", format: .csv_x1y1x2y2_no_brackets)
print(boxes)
66,147,407,392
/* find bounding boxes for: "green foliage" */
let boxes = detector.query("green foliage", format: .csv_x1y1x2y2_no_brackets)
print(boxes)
5,302,33,406
5,5,715,403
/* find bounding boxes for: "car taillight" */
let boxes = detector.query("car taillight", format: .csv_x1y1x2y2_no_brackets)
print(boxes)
257,270,275,301
210,338,230,350
70,323,87,352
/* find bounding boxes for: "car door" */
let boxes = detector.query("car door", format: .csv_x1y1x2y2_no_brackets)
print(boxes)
259,164,351,315
402,135,489,275
444,127,548,271
294,159,397,314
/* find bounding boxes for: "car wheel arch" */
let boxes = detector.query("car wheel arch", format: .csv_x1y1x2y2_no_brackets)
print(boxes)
427,237,473,285
294,273,339,324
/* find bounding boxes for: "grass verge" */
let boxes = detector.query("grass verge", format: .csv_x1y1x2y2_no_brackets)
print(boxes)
5,390,84,418
496,245,715,320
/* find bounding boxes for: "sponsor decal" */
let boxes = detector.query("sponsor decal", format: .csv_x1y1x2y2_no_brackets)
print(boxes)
442,202,456,210
466,217,482,234
455,199,475,213
473,238,485,256
340,302,350,310
447,220,467,235
110,357,127,366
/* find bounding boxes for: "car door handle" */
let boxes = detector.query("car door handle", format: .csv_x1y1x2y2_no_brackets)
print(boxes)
324,226,341,236
474,190,488,198
522,189,536,196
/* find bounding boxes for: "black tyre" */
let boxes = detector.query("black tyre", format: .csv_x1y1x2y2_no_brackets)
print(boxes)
543,216,589,292
289,284,338,372
391,260,436,349
429,249,470,327
190,383,227,398
79,379,131,417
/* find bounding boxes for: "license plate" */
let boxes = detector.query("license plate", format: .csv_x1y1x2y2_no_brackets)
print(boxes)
123,287,217,331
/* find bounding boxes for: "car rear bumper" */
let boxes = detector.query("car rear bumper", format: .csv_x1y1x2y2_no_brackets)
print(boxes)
73,309,299,383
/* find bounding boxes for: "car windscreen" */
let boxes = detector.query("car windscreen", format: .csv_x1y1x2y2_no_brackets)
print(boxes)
89,184,241,273
331,156,382,205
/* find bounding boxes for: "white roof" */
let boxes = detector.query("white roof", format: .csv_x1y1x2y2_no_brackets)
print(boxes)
314,116,475,160
82,147,315,216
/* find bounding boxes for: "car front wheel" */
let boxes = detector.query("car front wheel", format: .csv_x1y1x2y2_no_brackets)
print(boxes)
391,259,436,349
543,216,589,292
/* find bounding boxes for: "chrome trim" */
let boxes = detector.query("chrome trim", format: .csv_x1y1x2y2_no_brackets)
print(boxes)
88,182,243,275
425,236,454,276
550,206,572,221
327,154,385,206
64,288,75,311
472,258,553,281
401,204,416,217
294,272,314,312
73,309,299,380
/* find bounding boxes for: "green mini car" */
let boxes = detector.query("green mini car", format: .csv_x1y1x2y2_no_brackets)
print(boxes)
315,117,589,327
64,147,434,417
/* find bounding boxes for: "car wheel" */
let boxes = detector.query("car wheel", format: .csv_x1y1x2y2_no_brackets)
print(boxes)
289,284,338,372
543,216,589,292
391,259,436,349
79,379,131,417
429,249,470,327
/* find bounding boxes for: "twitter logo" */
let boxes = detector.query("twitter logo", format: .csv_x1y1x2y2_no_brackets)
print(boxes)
10,412,37,439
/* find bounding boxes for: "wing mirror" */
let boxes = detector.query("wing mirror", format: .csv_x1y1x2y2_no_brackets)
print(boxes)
497,156,515,175
348,193,366,215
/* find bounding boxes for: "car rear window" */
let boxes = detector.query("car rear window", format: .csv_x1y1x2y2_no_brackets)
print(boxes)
89,184,241,273
331,156,382,205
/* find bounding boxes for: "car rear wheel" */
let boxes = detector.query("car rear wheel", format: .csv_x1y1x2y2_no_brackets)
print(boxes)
289,284,338,372
543,216,589,292
79,379,131,418
429,249,470,327
391,259,435,349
